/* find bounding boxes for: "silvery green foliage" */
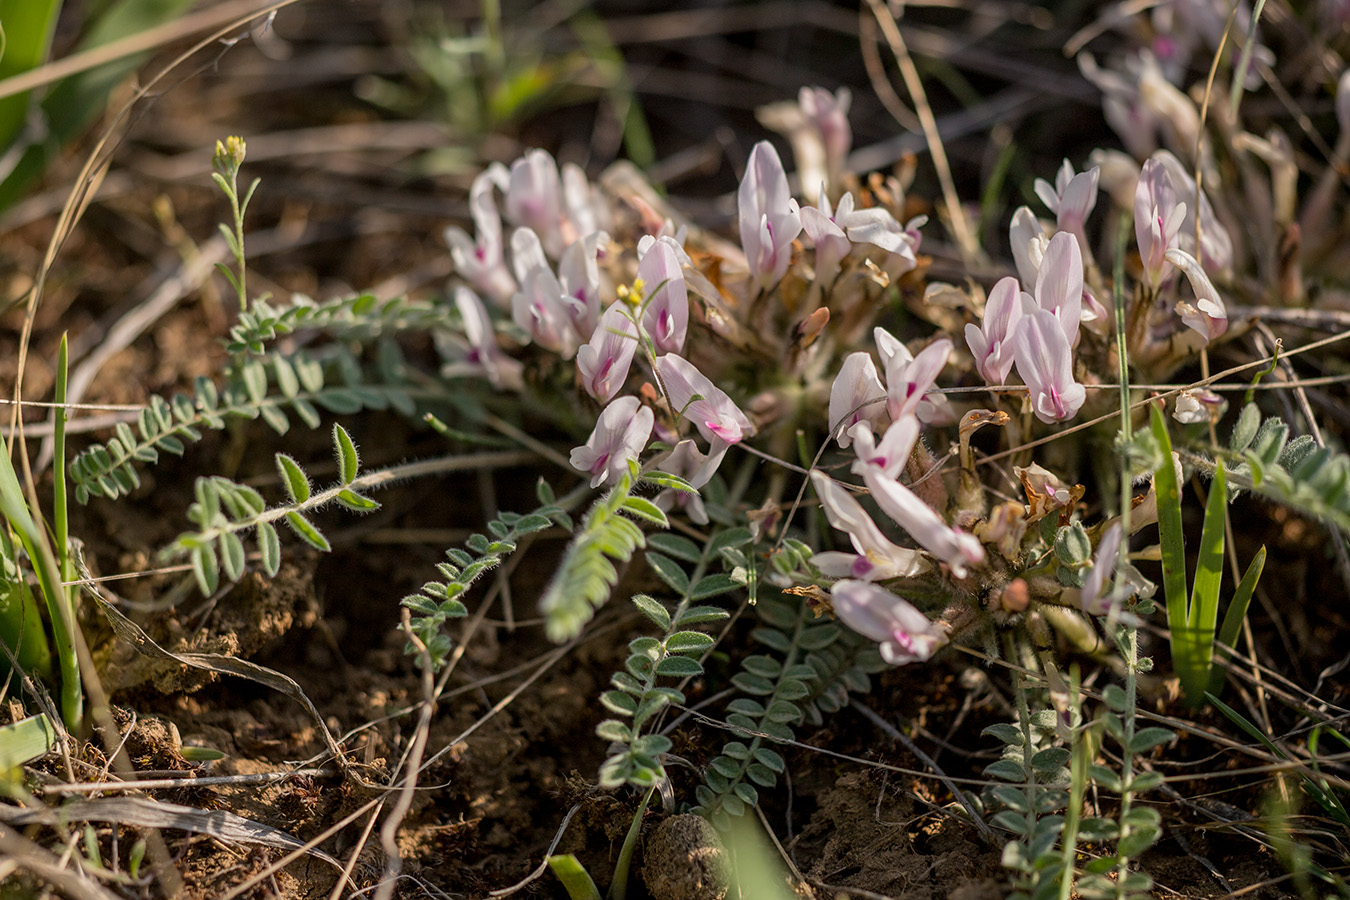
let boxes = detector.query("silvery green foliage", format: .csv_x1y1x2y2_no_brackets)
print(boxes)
225,292,461,356
70,344,417,503
983,708,1071,900
694,593,836,829
402,478,571,669
1073,680,1171,900
169,424,379,595
538,464,696,643
1223,402,1350,532
595,527,748,789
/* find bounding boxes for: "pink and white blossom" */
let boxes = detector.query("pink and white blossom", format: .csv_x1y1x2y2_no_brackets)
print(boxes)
1029,231,1083,347
800,189,920,285
504,150,565,256
569,397,653,488
828,353,887,447
444,164,516,306
655,354,754,445
874,329,952,424
830,580,948,666
798,86,852,191
1165,248,1228,342
557,231,609,340
1134,157,1187,287
1080,523,1124,616
810,471,927,581
653,439,728,525
1013,309,1086,424
738,141,803,290
576,303,639,403
637,236,689,355
1034,160,1100,245
453,287,522,390
965,276,1025,386
851,419,985,578
1154,151,1233,274
1009,206,1047,287
511,264,582,359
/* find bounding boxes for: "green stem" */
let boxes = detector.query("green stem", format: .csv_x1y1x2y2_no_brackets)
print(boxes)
608,785,655,900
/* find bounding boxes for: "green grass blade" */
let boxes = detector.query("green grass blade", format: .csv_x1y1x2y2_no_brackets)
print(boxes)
0,0,63,149
0,712,57,770
0,440,81,729
1183,462,1226,705
1149,405,1194,690
547,855,602,900
1208,545,1266,696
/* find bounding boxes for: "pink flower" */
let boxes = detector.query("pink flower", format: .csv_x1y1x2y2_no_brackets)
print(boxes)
1034,159,1099,244
827,352,887,447
1030,231,1083,347
569,397,653,488
965,276,1025,386
1080,523,1123,616
504,150,564,256
576,303,639,403
798,86,852,190
849,416,918,481
810,471,927,581
1154,151,1233,274
444,164,516,306
637,236,689,355
557,231,609,340
1165,248,1228,342
652,439,728,525
874,329,952,424
801,190,920,285
510,246,582,359
1009,206,1046,287
453,287,522,390
655,354,754,445
830,580,948,666
851,419,985,578
738,141,803,290
1013,309,1086,424
1134,157,1187,287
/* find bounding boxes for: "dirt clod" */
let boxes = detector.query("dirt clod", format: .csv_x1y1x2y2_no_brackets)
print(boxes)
642,814,729,900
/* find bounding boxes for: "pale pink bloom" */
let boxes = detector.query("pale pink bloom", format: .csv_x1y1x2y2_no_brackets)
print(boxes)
637,236,689,355
851,422,985,578
504,150,565,256
828,353,887,448
561,162,607,243
798,86,852,189
1134,157,1187,287
1165,248,1228,342
810,471,927,581
801,189,920,284
569,397,653,488
1078,51,1165,160
1079,287,1111,337
557,231,609,339
510,249,582,359
1034,160,1099,244
830,580,948,666
1172,388,1224,424
1030,231,1083,347
1080,523,1124,616
849,417,919,482
1154,151,1233,274
445,164,516,306
1014,463,1073,510
653,439,728,525
655,354,754,445
874,329,952,424
1009,206,1047,287
509,227,551,285
1013,309,1086,424
965,276,1025,385
453,287,522,389
576,303,639,403
738,141,803,290
1338,67,1350,137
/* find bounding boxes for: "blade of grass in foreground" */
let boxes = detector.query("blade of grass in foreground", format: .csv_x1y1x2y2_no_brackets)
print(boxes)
0,0,64,150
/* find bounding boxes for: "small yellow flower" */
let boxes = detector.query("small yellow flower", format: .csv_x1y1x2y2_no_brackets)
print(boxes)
616,277,646,307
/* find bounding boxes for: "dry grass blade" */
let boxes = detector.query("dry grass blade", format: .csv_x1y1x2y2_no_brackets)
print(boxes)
0,822,121,900
0,797,343,868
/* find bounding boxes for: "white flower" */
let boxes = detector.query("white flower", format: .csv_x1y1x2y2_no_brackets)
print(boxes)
569,397,653,488
810,471,927,581
576,303,639,403
655,354,754,445
830,580,948,666
738,141,803,290
1165,248,1228,342
828,352,887,448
